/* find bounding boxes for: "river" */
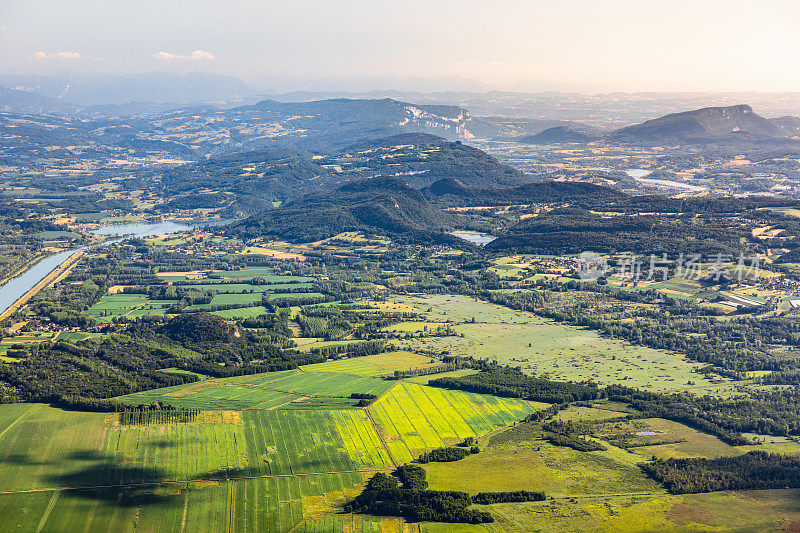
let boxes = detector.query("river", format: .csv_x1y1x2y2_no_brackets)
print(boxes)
0,220,197,318
625,169,707,192
452,231,496,245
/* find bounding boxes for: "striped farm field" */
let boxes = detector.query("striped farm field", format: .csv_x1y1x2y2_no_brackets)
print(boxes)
120,370,393,410
0,473,368,533
0,405,390,494
368,382,545,463
331,410,394,469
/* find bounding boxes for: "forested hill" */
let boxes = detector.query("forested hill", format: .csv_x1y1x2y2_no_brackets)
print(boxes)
513,126,598,145
486,196,800,256
159,133,529,212
421,178,626,207
226,176,464,245
609,104,796,145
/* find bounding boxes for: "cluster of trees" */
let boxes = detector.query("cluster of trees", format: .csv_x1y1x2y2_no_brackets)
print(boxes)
309,340,387,358
386,363,458,380
119,406,200,425
542,420,607,451
429,366,601,403
344,465,493,524
0,311,329,405
641,451,800,494
0,337,198,404
350,392,377,407
415,446,477,464
606,385,800,444
472,491,546,504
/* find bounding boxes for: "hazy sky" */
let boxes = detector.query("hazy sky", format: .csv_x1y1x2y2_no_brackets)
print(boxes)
2,0,800,92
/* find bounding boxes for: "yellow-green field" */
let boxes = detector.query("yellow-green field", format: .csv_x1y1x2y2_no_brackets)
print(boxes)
368,382,545,463
301,351,439,377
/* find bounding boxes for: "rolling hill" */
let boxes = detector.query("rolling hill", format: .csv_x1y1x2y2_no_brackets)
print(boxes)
227,176,463,244
422,178,626,207
160,133,529,212
609,104,792,144
513,125,598,145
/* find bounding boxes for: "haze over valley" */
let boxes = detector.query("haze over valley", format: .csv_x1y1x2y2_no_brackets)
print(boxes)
3,2,800,532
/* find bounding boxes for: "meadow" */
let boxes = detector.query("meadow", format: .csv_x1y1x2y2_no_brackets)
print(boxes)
470,489,800,533
393,295,730,395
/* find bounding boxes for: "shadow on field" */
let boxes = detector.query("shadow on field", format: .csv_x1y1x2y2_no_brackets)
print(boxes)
42,459,252,506
68,486,182,507
147,439,177,449
46,464,164,487
196,467,249,480
3,452,47,466
66,449,107,461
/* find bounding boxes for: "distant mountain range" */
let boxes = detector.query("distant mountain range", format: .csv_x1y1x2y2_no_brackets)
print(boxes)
136,98,477,153
514,105,800,146
0,72,255,106
0,98,487,160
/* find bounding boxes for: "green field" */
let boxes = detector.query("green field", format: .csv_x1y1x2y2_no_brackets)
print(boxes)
87,294,176,323
268,291,325,300
0,474,370,533
174,282,314,294
424,439,661,497
210,306,270,319
0,378,407,533
208,292,263,307
0,403,395,532
215,269,314,282
52,331,106,342
36,230,80,239
119,370,394,410
0,404,390,486
381,321,446,333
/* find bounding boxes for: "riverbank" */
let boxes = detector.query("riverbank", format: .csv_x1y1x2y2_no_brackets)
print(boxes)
0,251,49,291
0,251,83,322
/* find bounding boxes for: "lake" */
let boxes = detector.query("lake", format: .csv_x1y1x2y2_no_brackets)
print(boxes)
626,169,706,192
92,220,193,237
0,220,201,317
452,231,496,246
